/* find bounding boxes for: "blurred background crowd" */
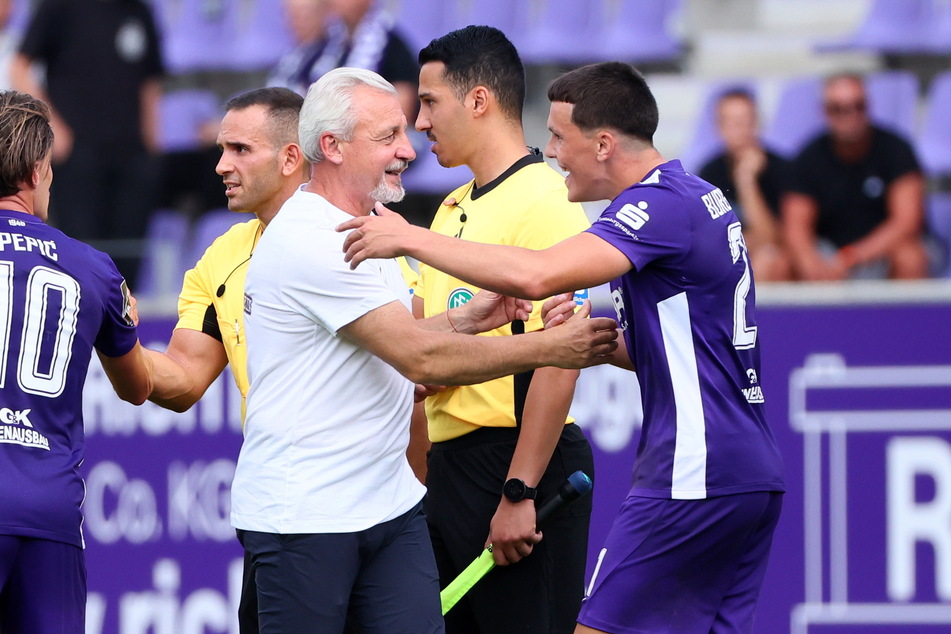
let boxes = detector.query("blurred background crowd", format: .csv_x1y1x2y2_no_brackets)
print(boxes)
1,0,949,300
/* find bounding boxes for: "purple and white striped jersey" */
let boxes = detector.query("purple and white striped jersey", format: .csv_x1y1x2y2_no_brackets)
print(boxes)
587,160,785,500
0,210,137,547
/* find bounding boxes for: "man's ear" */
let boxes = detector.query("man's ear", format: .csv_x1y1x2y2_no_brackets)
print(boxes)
468,86,490,117
30,161,41,189
281,143,305,176
320,133,344,165
596,131,616,162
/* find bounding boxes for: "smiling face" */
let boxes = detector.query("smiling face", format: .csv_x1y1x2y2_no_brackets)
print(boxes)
544,101,602,203
341,86,416,205
416,61,472,168
215,105,287,215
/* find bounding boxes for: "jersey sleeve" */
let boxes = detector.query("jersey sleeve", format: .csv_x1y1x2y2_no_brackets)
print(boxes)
586,187,690,273
882,132,921,182
94,256,139,358
176,251,221,340
282,229,401,335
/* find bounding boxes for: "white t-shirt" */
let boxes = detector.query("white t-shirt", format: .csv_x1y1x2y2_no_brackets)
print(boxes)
231,187,424,534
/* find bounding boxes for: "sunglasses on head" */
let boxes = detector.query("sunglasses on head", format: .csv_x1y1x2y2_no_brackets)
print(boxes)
825,100,866,116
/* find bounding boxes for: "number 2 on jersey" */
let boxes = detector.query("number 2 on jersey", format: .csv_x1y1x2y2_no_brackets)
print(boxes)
728,222,757,350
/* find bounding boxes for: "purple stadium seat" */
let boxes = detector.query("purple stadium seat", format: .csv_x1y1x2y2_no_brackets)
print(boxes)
444,0,525,46
229,0,295,71
187,209,246,266
817,0,933,54
923,0,951,54
152,0,236,73
395,0,452,52
137,209,191,298
680,80,758,174
518,0,601,65
917,71,951,176
762,77,824,159
866,70,919,141
593,0,681,63
927,193,951,277
158,89,220,153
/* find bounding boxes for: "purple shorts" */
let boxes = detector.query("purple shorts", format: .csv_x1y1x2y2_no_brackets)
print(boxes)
0,535,85,633
578,491,782,634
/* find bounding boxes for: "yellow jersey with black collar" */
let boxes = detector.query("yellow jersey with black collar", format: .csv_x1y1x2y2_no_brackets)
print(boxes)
418,156,590,442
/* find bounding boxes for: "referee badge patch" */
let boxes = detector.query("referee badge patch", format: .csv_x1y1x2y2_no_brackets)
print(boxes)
447,287,473,310
244,293,252,315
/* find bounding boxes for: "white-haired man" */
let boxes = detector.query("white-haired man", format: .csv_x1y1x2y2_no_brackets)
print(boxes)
229,67,618,633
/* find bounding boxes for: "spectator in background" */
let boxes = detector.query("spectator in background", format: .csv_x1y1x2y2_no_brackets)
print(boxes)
270,0,418,121
10,0,164,287
783,73,929,280
700,89,791,281
269,0,334,96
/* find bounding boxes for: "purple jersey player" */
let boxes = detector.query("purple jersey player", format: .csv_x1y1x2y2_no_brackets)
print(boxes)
339,62,785,634
0,91,152,634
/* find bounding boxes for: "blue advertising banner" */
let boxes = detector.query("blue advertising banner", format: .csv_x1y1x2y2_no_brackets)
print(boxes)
79,290,951,633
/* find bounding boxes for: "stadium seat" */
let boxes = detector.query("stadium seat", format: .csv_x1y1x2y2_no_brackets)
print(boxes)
917,71,951,176
229,0,295,71
187,209,247,266
762,77,824,159
158,89,221,153
679,80,758,174
443,0,526,47
927,193,951,278
922,0,951,54
137,209,191,299
817,0,933,54
152,0,236,73
394,0,452,52
518,0,601,65
866,70,919,141
592,0,681,64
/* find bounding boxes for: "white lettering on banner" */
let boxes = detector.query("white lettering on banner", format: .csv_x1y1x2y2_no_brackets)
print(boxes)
83,341,242,437
84,462,162,545
887,436,951,601
84,460,238,545
570,364,643,452
86,558,242,634
167,460,235,542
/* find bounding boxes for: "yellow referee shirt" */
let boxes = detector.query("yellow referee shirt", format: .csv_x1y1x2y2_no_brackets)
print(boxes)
418,156,590,442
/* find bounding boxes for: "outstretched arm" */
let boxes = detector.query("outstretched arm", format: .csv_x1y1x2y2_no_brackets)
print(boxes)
99,342,154,405
338,204,632,300
144,329,229,412
339,300,618,387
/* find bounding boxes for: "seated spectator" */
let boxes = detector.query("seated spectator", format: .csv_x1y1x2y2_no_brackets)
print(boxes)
268,0,333,96
783,73,928,280
700,88,791,281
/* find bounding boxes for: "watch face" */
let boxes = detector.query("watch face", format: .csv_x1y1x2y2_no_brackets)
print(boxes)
504,478,526,501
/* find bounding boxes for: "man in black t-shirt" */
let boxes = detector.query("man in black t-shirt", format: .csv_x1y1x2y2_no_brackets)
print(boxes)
10,0,164,286
700,89,791,281
783,73,928,280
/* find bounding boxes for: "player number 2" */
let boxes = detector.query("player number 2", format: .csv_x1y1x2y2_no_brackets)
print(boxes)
728,222,757,350
0,261,80,397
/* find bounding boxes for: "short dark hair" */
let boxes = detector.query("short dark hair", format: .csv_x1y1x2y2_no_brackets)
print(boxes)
0,91,54,198
547,62,659,144
225,87,304,147
717,87,756,106
418,25,525,121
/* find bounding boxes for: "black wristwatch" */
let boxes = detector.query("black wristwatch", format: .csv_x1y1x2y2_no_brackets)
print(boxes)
502,478,537,503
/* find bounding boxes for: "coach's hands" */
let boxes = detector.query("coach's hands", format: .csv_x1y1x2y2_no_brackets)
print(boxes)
451,290,532,334
487,498,542,566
